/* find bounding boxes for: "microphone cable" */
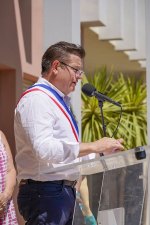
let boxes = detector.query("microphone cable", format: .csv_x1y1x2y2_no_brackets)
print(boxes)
110,104,122,138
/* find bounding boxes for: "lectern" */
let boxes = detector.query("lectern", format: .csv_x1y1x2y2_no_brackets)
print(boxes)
50,146,150,225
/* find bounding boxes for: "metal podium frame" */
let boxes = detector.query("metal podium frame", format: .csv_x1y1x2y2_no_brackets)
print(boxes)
46,146,150,225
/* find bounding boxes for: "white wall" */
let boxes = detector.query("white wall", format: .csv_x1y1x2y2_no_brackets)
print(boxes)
145,0,150,224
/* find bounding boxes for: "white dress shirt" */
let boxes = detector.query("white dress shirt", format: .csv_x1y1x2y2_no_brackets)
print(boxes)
14,77,85,182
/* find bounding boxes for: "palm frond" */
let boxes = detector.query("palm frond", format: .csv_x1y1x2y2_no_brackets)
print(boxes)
81,67,147,150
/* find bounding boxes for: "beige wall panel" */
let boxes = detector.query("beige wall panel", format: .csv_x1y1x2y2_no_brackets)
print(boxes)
83,27,145,77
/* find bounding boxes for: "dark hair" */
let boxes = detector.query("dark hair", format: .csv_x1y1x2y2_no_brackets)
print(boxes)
41,41,85,74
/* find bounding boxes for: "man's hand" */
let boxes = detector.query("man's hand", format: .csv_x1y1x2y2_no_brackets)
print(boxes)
79,137,124,157
92,137,124,155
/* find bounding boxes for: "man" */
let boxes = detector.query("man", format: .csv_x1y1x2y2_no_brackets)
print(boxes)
14,41,124,225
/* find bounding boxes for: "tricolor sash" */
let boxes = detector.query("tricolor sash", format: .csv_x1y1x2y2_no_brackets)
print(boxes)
18,84,79,142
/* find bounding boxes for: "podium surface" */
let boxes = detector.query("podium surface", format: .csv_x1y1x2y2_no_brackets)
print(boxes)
49,145,149,175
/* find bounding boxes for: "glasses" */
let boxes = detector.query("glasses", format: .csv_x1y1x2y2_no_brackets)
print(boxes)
60,61,84,77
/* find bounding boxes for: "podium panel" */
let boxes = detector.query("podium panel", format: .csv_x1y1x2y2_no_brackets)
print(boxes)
46,146,150,225
78,146,148,225
97,163,144,225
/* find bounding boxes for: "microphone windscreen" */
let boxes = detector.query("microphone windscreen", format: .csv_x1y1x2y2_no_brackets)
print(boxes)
82,83,96,97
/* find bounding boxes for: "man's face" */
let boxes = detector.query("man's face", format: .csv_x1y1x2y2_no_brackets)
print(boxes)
55,54,83,95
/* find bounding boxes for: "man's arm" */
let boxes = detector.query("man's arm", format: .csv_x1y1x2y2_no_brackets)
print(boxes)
78,137,124,157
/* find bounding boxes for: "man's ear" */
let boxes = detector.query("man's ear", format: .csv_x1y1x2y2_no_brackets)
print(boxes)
51,60,60,74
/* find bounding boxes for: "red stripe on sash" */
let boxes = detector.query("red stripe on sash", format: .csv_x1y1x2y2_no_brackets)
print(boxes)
18,88,79,142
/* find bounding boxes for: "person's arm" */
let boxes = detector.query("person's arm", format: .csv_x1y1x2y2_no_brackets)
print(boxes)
0,131,16,212
15,93,124,164
78,177,91,216
76,177,97,225
78,137,124,157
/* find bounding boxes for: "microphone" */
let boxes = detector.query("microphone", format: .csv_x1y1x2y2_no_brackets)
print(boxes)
82,83,121,107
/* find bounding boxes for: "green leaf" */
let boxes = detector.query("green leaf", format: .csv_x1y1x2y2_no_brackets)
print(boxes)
81,67,147,150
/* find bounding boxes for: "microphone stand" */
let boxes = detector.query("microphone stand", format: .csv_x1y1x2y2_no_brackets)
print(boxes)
98,99,108,171
98,99,106,137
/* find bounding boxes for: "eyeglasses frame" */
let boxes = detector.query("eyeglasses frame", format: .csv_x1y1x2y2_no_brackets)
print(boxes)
60,61,84,77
